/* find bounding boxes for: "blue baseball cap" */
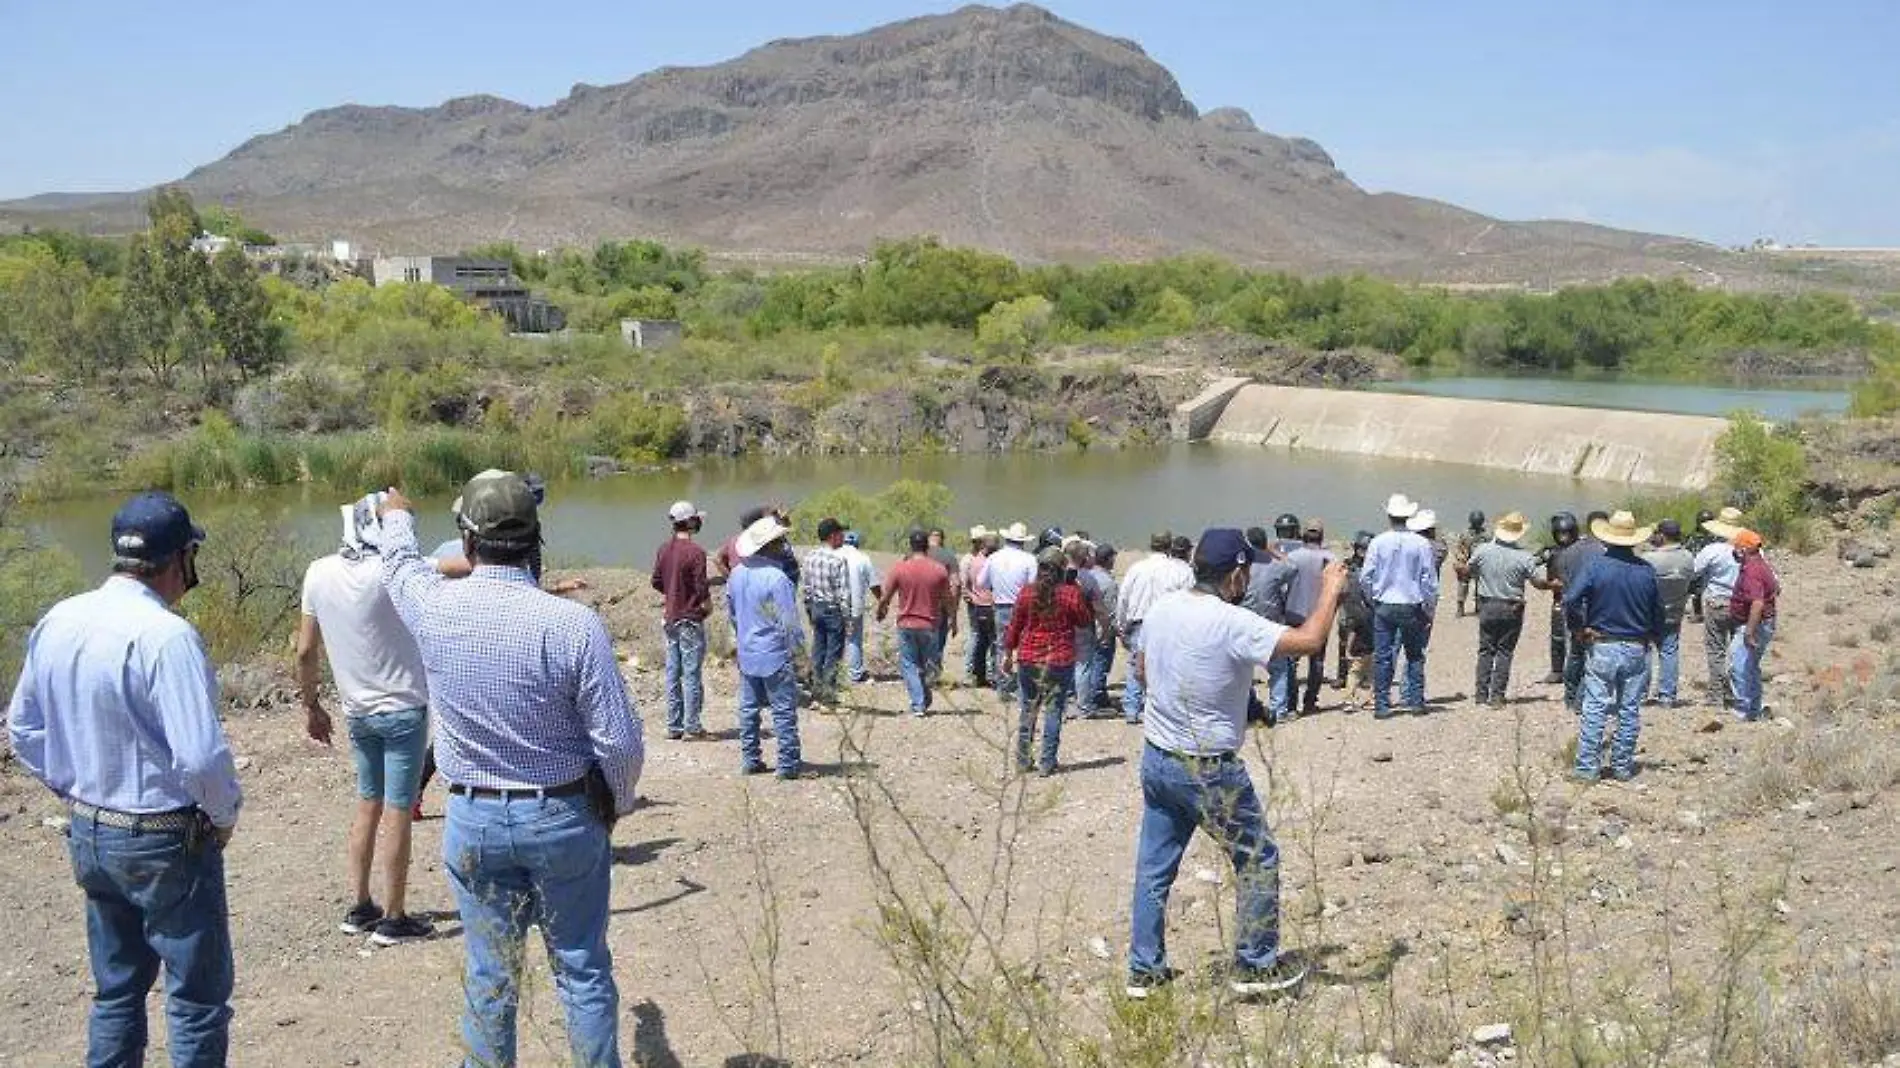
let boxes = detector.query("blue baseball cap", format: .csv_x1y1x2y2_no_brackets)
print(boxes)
1195,528,1255,574
111,492,205,563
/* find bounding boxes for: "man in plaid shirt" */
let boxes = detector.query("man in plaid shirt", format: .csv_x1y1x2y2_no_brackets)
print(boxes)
379,476,643,1068
802,518,853,704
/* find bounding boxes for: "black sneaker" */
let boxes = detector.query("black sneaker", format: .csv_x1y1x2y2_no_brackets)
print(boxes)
1230,955,1309,998
339,901,383,935
369,914,435,946
1125,968,1181,1000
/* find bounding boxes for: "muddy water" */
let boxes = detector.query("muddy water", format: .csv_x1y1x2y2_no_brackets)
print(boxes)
30,444,1630,576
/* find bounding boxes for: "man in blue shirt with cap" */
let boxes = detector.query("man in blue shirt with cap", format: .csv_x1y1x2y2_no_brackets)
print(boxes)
9,492,241,1068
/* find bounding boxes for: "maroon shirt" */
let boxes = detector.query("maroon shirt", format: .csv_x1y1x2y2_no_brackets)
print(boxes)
652,536,711,624
1729,553,1779,623
885,556,951,631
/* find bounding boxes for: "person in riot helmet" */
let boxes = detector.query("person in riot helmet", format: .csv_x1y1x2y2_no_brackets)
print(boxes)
1452,510,1486,618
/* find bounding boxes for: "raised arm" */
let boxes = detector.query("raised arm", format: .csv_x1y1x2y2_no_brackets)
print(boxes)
376,496,444,631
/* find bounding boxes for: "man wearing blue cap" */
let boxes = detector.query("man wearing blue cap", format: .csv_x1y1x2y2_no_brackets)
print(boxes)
1125,528,1345,1002
8,491,241,1068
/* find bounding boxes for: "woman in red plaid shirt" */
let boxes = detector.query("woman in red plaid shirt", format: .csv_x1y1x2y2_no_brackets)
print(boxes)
1003,548,1103,775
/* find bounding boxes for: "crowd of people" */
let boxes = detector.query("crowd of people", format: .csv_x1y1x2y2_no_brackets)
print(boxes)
3,470,1785,1063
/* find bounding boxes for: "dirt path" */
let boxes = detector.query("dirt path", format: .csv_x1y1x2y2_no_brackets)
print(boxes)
1,547,1895,1066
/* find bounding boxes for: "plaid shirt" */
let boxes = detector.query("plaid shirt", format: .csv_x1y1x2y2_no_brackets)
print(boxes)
1003,584,1095,667
380,511,645,814
801,544,852,610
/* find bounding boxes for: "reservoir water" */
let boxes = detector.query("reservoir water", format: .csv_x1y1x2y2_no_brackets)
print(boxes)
1367,375,1851,420
27,376,1833,576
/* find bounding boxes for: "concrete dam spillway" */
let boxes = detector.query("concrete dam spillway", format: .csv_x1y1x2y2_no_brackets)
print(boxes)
1177,380,1725,489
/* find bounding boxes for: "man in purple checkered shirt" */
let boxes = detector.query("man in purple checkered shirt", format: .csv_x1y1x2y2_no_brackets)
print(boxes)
378,475,643,1068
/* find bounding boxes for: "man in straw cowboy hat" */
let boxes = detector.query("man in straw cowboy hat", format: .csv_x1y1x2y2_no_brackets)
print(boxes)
984,523,1041,696
1693,506,1747,709
1362,494,1440,719
727,514,810,778
1456,511,1556,707
1562,510,1668,782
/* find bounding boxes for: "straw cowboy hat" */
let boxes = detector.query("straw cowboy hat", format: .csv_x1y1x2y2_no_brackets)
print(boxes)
1701,506,1746,541
1405,509,1438,533
1492,511,1530,545
998,522,1032,544
1591,510,1654,548
968,524,993,541
735,515,791,558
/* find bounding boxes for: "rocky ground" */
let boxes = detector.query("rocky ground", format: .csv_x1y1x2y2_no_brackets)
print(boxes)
2,542,1897,1067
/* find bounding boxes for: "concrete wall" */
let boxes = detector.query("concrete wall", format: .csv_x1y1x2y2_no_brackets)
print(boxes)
1204,384,1726,489
1170,376,1252,441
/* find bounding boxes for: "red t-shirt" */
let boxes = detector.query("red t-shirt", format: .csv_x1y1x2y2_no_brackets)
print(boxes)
1004,584,1095,667
885,556,950,631
651,536,710,624
1729,553,1779,622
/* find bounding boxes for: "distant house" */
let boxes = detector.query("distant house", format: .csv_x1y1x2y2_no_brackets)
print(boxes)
621,318,684,350
190,234,235,257
372,254,566,334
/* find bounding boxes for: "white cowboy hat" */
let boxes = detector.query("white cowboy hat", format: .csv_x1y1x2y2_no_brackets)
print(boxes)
1492,511,1530,545
735,515,790,558
1406,509,1438,533
1592,510,1654,548
998,522,1031,544
968,524,992,541
1384,493,1419,519
1701,506,1746,541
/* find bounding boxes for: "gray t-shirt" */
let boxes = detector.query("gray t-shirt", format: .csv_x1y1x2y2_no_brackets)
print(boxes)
1285,545,1336,620
1644,545,1695,625
1141,590,1288,756
1469,540,1538,602
1242,558,1297,624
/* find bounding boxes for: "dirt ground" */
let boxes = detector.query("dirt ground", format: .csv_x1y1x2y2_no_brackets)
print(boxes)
1,542,1897,1067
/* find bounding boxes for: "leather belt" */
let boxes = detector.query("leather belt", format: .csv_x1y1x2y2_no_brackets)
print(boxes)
69,801,198,833
1147,741,1238,764
449,777,587,801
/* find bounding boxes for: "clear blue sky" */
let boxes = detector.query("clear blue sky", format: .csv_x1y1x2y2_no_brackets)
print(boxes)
3,0,1895,245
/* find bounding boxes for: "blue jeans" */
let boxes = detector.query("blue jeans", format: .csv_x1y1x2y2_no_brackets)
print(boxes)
1266,657,1295,721
739,663,802,774
1016,663,1074,771
67,816,233,1068
443,792,618,1068
663,619,706,733
897,627,939,713
807,602,847,699
1121,623,1145,722
1090,633,1117,711
347,706,429,808
1563,630,1589,709
1372,602,1430,716
1578,641,1648,779
993,605,1016,695
1071,628,1100,717
1729,616,1776,720
1646,621,1683,704
1128,745,1282,978
845,614,869,683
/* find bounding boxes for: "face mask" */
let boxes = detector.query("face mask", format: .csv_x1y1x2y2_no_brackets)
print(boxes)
181,545,202,594
1733,550,1745,563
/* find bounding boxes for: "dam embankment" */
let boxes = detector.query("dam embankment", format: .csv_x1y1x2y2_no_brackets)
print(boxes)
1189,383,1726,489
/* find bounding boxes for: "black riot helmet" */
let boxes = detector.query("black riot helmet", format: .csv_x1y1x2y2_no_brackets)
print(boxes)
1551,511,1580,543
1468,510,1486,531
1696,508,1716,525
1273,512,1301,538
1351,529,1374,552
1038,526,1064,551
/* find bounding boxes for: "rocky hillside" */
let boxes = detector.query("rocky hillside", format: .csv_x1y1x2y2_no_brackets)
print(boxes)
2,4,1735,282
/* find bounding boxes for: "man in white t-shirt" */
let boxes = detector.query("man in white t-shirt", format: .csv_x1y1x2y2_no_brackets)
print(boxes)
296,495,435,945
1125,528,1345,1002
1114,533,1195,724
839,531,882,684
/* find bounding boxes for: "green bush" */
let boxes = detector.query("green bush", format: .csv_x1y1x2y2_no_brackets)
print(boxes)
182,505,307,663
583,394,689,464
0,474,83,682
1715,411,1812,546
793,480,954,553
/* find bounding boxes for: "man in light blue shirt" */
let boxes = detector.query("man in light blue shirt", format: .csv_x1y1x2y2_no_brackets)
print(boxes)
1361,494,1441,719
982,523,1040,695
8,492,239,1068
379,475,642,1068
728,514,809,778
1694,509,1746,708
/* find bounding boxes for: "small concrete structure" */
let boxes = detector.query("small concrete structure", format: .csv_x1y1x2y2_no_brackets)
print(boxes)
1170,376,1251,441
1204,384,1726,489
621,318,684,350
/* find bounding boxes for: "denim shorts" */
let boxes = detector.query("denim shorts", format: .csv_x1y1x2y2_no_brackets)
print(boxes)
347,707,429,807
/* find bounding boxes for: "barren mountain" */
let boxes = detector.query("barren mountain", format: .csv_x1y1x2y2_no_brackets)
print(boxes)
2,3,1739,282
